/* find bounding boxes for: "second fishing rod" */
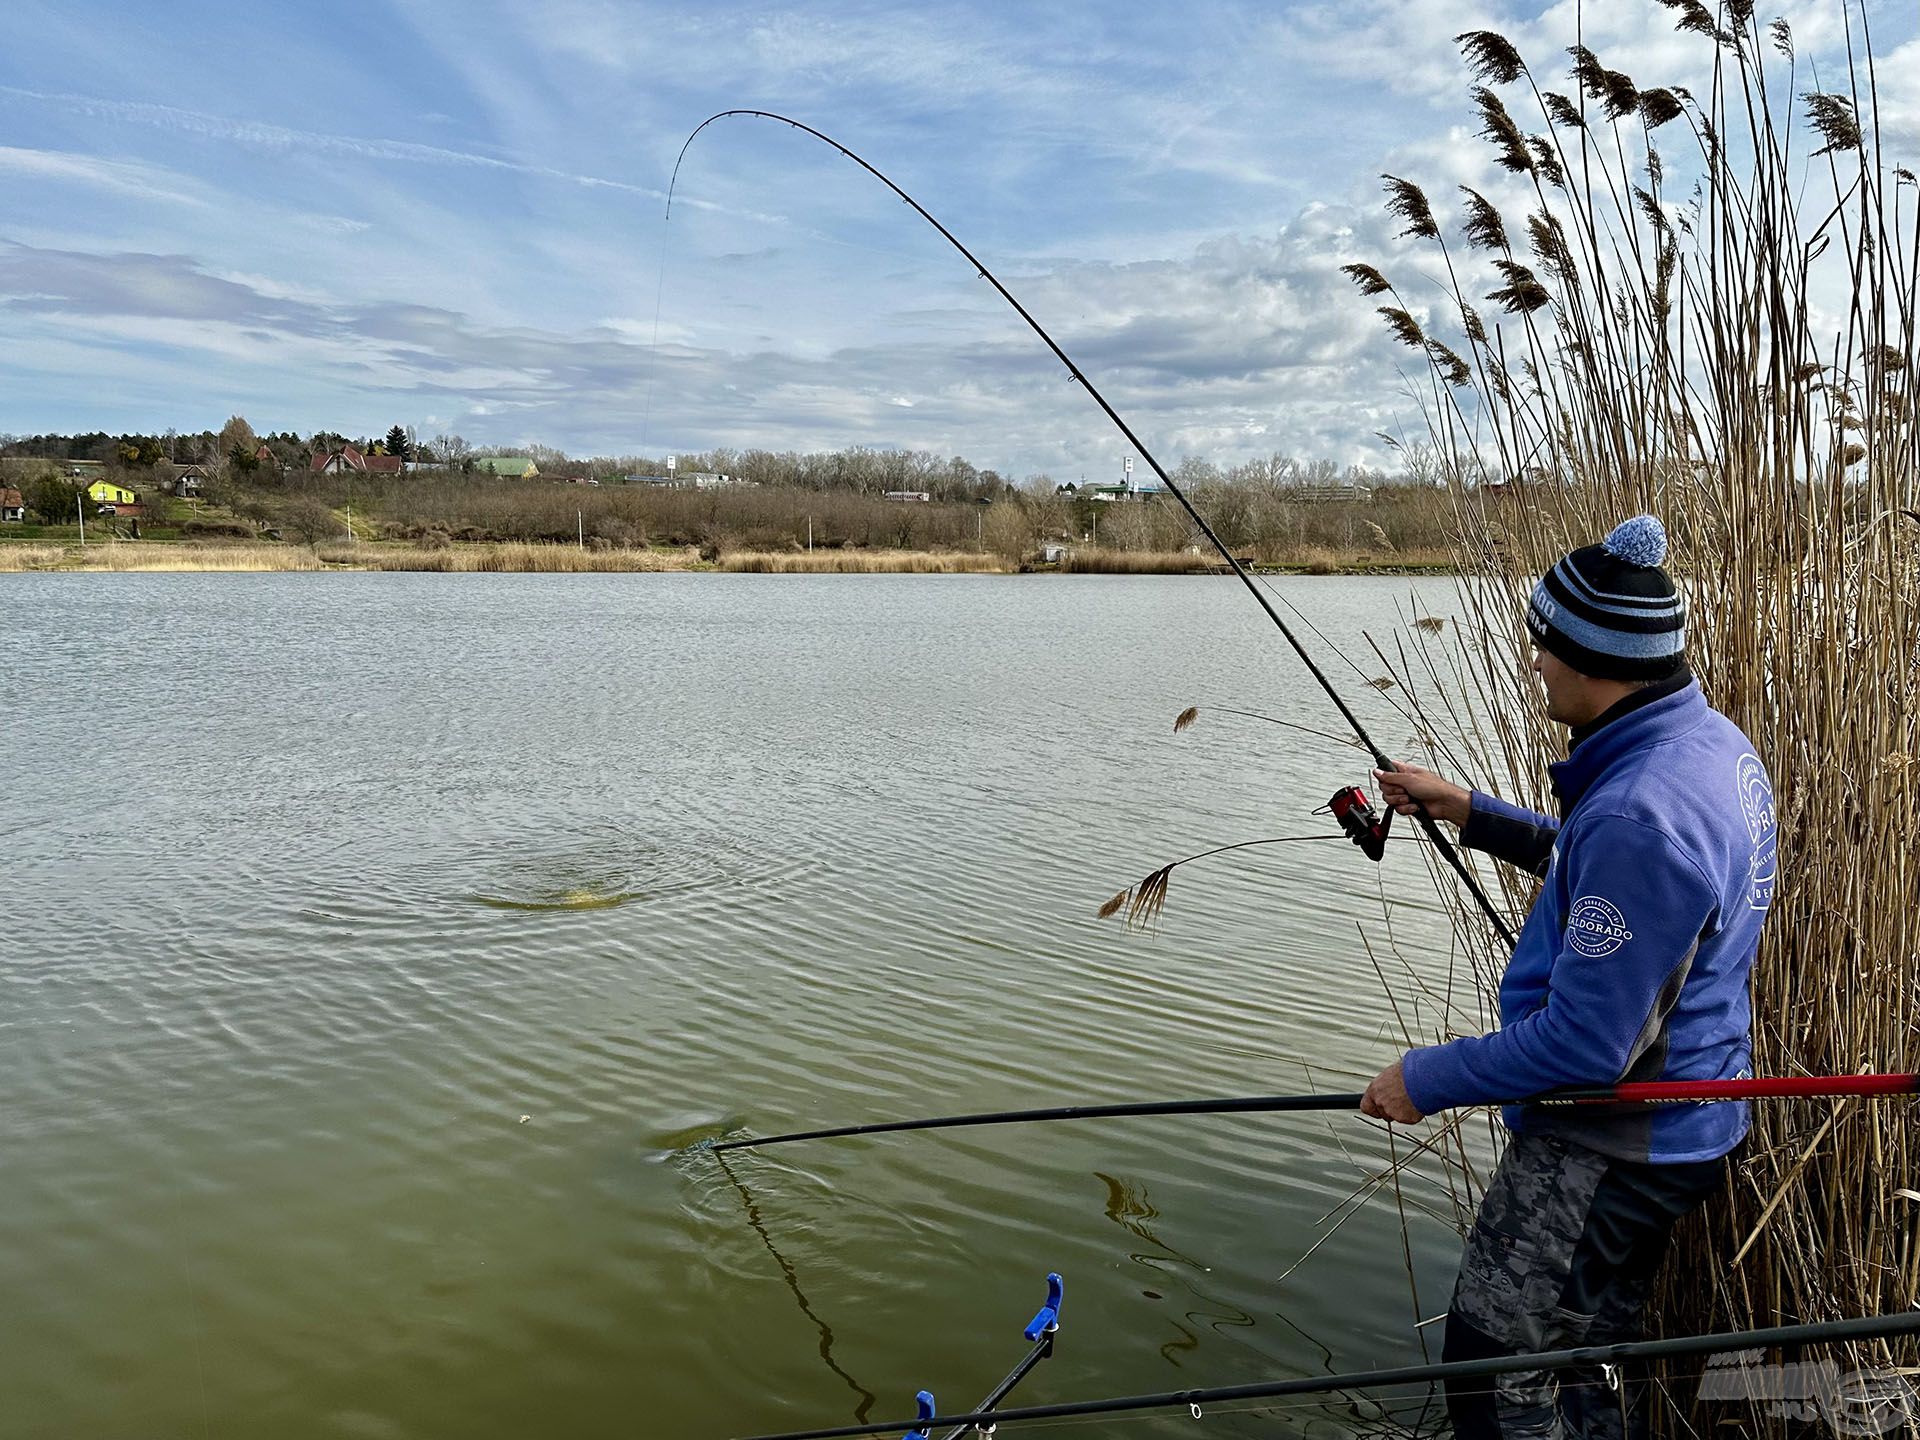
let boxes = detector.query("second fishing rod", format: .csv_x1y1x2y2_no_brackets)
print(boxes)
670,111,1516,950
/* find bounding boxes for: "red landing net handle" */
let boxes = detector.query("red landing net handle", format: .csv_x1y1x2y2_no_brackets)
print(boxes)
1543,1073,1920,1106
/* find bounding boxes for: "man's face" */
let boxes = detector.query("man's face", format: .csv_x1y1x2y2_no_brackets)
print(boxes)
1532,645,1594,726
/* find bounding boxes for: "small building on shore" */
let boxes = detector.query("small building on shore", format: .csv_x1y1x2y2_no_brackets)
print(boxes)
312,445,368,475
1,487,24,523
472,456,541,479
1292,483,1373,503
86,479,137,509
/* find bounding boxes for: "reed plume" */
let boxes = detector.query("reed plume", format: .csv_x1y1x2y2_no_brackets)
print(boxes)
1472,87,1535,175
1380,175,1440,241
1455,30,1525,86
1340,262,1394,296
1459,188,1511,253
1543,92,1586,131
1638,87,1685,128
1125,865,1173,931
1098,837,1356,932
1487,259,1551,314
1378,306,1426,349
1170,704,1361,749
1803,92,1862,155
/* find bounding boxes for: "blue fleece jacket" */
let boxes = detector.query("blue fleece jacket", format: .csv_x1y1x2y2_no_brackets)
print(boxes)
1400,681,1776,1162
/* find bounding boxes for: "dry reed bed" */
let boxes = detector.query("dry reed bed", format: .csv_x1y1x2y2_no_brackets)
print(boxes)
1345,9,1917,1430
314,541,695,572
719,550,1014,573
0,542,327,572
1053,548,1214,574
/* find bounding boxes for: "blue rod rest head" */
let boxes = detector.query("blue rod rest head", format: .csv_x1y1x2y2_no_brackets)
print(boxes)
902,1389,935,1440
1023,1272,1064,1342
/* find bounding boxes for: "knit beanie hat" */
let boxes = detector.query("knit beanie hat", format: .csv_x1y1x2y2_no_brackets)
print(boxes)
1525,514,1687,681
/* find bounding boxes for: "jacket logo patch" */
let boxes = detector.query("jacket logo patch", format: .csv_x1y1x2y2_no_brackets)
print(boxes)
1567,895,1633,957
1736,753,1777,910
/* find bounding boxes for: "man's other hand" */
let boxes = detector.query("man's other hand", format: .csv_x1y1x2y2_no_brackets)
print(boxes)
1361,1058,1427,1124
1372,762,1471,827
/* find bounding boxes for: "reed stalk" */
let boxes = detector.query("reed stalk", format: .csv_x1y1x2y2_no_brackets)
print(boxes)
1347,6,1917,1430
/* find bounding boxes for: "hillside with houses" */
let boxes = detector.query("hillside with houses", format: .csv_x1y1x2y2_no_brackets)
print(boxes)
1,417,1457,571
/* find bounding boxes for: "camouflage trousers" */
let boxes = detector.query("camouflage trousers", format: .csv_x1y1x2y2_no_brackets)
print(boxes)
1442,1132,1726,1440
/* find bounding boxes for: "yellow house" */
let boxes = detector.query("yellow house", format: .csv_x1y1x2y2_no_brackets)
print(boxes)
86,480,136,507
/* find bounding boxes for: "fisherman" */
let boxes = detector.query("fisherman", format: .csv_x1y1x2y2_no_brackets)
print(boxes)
1361,514,1777,1440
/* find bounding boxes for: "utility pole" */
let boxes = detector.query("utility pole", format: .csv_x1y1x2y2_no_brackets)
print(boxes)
77,492,85,547
578,510,585,548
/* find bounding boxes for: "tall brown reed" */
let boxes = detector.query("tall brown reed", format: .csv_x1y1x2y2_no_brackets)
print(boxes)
1347,5,1918,1429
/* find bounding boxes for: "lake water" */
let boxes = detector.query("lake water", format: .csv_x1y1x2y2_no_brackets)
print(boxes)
1,572,1493,1439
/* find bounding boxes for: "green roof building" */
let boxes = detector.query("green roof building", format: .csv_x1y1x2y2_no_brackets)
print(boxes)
473,456,540,478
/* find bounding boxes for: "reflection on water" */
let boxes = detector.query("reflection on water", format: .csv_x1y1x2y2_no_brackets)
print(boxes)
1099,1171,1257,1365
2,572,1476,1438
713,1152,877,1422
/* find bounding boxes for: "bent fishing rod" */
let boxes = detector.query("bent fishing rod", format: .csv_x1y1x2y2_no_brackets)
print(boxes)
670,111,1515,950
709,1072,1920,1153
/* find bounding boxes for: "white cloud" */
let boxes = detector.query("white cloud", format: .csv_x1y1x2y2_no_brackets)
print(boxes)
0,145,205,207
0,85,785,224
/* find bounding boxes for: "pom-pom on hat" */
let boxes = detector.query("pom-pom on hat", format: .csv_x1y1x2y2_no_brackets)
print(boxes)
1525,514,1686,681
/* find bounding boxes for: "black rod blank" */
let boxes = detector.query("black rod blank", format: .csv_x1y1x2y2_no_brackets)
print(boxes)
671,110,1517,950
707,1091,1371,1153
734,1308,1920,1440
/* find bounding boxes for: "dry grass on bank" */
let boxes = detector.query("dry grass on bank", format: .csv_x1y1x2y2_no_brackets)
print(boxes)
0,542,327,572
313,541,696,572
0,544,69,572
719,549,1014,573
1052,544,1454,574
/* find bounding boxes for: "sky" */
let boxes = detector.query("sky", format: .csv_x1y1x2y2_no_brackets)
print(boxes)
2,0,1914,478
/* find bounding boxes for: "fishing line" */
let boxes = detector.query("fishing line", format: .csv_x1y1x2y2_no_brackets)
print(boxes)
637,192,674,455
664,110,1516,950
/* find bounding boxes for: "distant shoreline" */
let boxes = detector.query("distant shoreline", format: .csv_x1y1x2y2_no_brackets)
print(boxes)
0,539,1456,576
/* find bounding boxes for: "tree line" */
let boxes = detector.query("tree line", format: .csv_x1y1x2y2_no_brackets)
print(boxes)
3,419,1450,559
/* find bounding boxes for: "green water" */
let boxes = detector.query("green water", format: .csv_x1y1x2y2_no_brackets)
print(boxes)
1,572,1480,1438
